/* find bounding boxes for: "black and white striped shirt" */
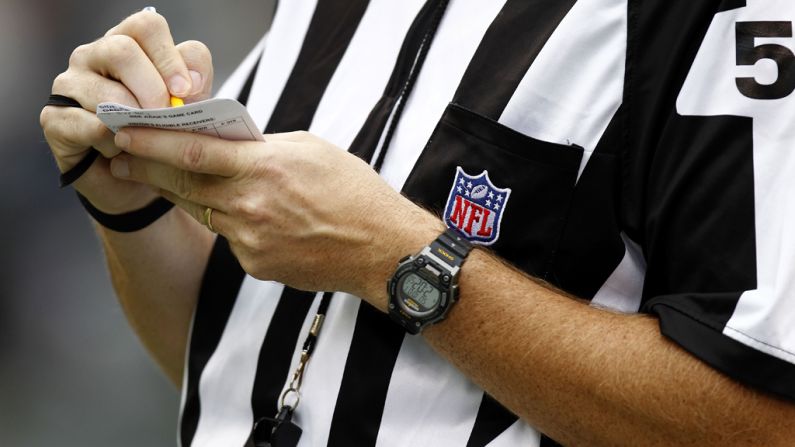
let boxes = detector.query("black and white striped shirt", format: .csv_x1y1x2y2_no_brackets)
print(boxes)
178,1,795,446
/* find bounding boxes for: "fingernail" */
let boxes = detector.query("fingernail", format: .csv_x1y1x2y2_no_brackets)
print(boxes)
169,75,190,96
115,131,130,149
111,157,129,178
189,70,203,95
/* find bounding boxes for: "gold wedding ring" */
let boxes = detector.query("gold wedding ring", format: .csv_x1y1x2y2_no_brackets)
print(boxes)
203,207,216,233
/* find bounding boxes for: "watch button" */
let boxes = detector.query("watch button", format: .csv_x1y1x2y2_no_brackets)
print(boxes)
441,274,451,284
414,257,426,267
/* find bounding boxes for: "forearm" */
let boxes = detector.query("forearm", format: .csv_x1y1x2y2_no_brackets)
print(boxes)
422,249,795,446
359,207,794,446
97,206,213,386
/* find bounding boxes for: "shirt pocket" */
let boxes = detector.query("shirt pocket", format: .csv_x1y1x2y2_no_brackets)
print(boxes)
401,102,583,277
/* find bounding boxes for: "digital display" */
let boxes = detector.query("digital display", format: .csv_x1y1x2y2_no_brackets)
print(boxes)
401,273,440,310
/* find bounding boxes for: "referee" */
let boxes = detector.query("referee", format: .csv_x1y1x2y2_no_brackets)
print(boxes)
41,1,795,446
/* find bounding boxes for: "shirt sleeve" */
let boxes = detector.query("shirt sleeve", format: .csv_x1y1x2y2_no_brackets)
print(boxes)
624,0,795,400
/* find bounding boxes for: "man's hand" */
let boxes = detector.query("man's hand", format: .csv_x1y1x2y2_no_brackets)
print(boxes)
110,129,442,300
40,9,213,213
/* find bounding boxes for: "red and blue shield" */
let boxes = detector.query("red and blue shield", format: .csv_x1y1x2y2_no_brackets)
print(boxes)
443,167,511,246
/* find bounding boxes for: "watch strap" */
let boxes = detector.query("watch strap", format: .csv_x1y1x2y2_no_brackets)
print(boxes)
428,228,473,268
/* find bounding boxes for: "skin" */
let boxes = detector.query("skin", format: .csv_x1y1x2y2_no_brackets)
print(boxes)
41,11,795,447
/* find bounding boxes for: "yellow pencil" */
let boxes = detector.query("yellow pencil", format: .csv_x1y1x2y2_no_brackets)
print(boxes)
143,7,185,108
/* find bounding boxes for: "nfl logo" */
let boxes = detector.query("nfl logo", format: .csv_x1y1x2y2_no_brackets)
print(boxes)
443,167,511,246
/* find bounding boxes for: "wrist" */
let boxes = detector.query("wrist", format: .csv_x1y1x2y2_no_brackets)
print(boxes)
73,170,160,215
361,204,444,313
77,187,160,215
76,191,175,233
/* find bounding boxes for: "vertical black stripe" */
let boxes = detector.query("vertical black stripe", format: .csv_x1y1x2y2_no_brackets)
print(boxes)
452,0,577,120
248,0,373,428
540,435,564,447
236,57,261,107
180,237,247,447
718,0,745,12
465,394,518,447
370,0,449,172
547,108,625,299
326,304,406,447
621,0,724,240
349,0,441,162
264,0,371,134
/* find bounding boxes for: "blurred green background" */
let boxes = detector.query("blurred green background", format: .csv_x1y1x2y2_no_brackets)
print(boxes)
0,1,275,445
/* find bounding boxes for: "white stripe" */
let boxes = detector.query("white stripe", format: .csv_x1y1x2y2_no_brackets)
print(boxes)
375,335,483,447
591,233,646,314
292,294,362,447
498,0,628,178
247,0,319,132
486,419,542,447
191,279,284,447
310,0,427,150
378,0,508,192
179,35,267,446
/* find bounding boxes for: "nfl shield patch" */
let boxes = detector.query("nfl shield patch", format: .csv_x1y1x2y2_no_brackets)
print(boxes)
443,167,511,245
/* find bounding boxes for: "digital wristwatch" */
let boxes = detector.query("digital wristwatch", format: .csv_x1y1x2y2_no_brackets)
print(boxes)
387,228,474,334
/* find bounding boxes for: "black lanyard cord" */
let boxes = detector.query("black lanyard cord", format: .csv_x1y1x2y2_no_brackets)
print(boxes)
248,292,333,447
372,0,450,172
279,291,333,410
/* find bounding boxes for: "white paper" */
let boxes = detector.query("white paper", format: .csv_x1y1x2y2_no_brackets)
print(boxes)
96,98,265,142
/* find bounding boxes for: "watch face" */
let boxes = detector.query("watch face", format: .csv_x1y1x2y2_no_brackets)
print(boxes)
398,272,441,315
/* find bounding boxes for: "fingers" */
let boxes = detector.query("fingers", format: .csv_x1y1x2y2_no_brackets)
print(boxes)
160,190,232,236
69,34,171,108
51,70,140,111
44,57,139,168
63,11,214,107
177,40,213,102
114,128,248,177
116,153,235,237
111,153,227,210
106,10,193,98
40,106,121,162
